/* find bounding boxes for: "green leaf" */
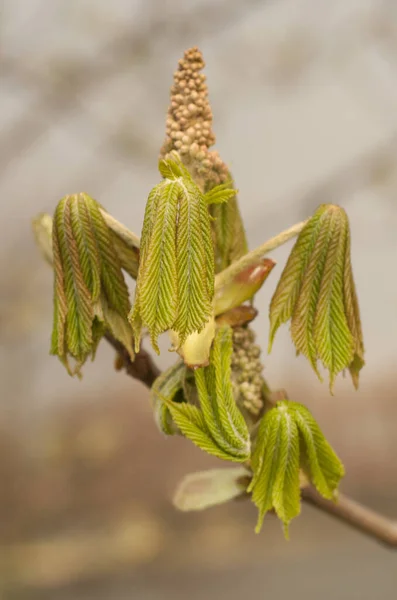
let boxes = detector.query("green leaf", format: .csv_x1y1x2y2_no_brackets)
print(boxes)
173,467,249,511
130,153,215,354
248,404,300,536
289,402,345,499
343,231,365,389
248,400,344,536
50,193,133,375
150,361,187,435
194,326,251,461
160,395,239,462
268,205,326,351
204,182,238,205
268,204,364,391
130,180,179,353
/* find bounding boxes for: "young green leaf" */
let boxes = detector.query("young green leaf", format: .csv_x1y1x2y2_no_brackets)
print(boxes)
248,404,300,536
194,326,251,461
130,152,215,355
150,360,187,435
268,204,364,391
204,182,238,205
51,193,133,376
289,402,345,499
248,400,344,536
173,467,250,512
160,395,240,462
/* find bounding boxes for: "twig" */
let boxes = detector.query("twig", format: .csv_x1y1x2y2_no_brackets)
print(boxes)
301,487,397,549
104,332,160,388
215,219,308,291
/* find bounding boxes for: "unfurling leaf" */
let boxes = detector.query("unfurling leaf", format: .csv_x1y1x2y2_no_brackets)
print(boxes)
150,361,187,435
130,152,218,354
160,397,240,462
248,403,300,536
289,402,345,499
268,204,364,391
158,326,250,462
248,400,344,536
173,467,250,511
214,258,275,316
51,193,133,376
194,326,251,461
203,182,238,205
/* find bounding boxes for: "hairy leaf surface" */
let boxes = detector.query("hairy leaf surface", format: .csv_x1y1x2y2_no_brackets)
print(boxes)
248,405,300,536
269,204,364,390
130,153,217,356
194,326,250,461
289,402,345,499
51,193,133,375
248,400,344,535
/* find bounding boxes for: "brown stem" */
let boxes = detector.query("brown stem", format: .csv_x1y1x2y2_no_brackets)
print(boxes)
104,332,160,388
301,487,397,549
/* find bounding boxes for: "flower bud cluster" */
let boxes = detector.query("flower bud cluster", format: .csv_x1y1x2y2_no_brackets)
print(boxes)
160,47,229,189
231,326,264,416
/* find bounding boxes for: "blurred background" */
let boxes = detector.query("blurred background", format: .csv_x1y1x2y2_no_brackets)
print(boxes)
1,0,397,598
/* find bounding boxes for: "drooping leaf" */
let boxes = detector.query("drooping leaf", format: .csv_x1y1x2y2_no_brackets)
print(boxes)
50,193,133,375
268,205,327,350
130,180,179,353
248,400,344,536
289,402,345,499
343,230,365,389
130,153,216,355
173,467,250,512
268,204,364,391
194,326,251,461
248,404,300,536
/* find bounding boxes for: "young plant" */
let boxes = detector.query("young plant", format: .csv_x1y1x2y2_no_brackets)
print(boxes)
33,47,396,546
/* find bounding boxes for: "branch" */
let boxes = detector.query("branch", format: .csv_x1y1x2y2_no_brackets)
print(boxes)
104,332,160,389
215,219,308,291
301,486,397,549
